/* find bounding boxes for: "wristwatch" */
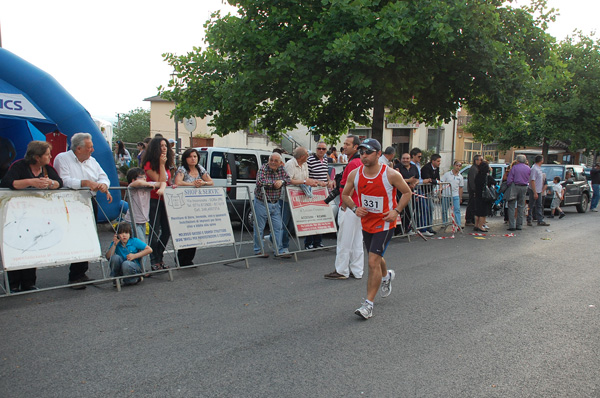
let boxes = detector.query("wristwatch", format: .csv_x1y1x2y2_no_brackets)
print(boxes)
351,207,357,213
393,208,401,214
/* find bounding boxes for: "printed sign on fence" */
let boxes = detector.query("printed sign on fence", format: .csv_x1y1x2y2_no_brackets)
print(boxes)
0,190,102,270
163,187,234,250
286,186,336,237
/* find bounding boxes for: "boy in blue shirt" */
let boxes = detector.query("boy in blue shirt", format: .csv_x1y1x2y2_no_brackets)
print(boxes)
105,222,152,286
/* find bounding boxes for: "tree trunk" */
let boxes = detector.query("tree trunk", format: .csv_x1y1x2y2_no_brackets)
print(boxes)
371,93,385,144
541,137,549,162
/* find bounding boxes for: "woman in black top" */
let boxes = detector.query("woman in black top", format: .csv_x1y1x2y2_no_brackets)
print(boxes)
474,161,495,232
0,141,63,292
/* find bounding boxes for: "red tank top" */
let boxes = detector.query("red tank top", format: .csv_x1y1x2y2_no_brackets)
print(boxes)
354,164,397,233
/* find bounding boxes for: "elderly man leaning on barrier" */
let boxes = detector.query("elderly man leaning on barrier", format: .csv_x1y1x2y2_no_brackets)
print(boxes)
280,147,319,254
305,142,335,249
54,132,113,289
253,153,305,258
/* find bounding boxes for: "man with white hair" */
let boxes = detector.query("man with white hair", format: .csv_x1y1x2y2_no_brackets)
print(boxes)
506,154,531,231
54,132,113,289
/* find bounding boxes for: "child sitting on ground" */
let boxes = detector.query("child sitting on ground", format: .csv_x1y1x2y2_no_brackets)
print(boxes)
105,222,152,286
549,176,565,219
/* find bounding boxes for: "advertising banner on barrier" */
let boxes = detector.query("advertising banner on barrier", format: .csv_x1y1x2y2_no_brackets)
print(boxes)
286,186,336,237
163,187,234,250
0,190,102,270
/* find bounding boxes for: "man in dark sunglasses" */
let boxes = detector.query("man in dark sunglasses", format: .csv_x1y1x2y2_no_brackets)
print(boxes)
341,138,412,319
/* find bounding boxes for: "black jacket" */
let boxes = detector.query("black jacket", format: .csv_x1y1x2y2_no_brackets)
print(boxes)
420,162,440,184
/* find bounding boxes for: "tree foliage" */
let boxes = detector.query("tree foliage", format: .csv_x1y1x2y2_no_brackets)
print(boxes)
113,108,151,144
161,0,553,143
467,32,600,155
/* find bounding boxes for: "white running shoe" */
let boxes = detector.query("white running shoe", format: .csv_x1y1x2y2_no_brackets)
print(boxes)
380,270,395,298
421,231,434,237
355,301,373,319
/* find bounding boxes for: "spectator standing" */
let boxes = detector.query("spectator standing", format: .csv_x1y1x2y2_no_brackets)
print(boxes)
305,142,334,249
466,155,482,226
378,146,396,167
527,155,550,227
329,147,338,163
506,155,530,231
174,148,214,266
395,153,419,234
589,163,600,211
474,161,495,232
324,135,363,279
0,141,63,292
142,137,174,270
440,160,464,227
114,140,131,167
338,146,348,163
253,153,303,258
125,168,166,243
54,132,113,289
281,147,318,253
136,142,146,165
419,154,441,236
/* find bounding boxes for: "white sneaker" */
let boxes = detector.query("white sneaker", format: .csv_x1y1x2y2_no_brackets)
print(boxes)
591,208,598,212
381,270,395,298
421,231,434,237
355,301,373,319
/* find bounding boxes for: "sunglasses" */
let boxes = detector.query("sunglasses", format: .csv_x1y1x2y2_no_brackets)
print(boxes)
317,147,327,150
359,148,376,155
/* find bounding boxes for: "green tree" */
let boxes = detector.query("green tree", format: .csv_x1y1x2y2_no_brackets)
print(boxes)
160,0,553,144
113,108,151,144
467,32,600,158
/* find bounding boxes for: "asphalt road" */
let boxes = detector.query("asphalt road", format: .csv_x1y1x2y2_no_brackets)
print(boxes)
1,207,599,397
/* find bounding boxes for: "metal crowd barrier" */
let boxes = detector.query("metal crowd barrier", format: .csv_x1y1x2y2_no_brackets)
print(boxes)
410,182,454,233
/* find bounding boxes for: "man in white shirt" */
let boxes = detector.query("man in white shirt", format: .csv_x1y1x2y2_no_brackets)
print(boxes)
440,161,464,228
378,146,396,167
54,132,113,288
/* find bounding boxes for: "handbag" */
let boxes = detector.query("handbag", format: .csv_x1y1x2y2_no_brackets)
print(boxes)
483,184,498,202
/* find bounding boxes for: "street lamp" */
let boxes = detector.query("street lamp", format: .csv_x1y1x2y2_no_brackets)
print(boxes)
170,70,181,166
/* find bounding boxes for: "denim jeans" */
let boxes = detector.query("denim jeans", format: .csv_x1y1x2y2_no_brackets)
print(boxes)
527,189,545,223
592,184,600,210
441,196,461,225
253,198,284,255
280,200,293,251
109,255,142,285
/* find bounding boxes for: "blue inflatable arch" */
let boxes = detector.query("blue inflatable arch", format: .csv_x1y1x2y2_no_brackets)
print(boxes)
0,48,120,221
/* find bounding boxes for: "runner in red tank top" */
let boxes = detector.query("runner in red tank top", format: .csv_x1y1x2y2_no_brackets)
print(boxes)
341,139,412,320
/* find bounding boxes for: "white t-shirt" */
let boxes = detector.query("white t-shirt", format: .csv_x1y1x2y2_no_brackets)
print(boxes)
441,170,464,197
552,184,563,198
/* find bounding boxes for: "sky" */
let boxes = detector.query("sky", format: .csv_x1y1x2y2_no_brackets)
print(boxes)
2,0,598,124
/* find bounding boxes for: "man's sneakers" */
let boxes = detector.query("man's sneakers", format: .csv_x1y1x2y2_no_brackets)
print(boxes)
421,231,434,237
355,301,373,319
380,270,395,298
591,208,598,212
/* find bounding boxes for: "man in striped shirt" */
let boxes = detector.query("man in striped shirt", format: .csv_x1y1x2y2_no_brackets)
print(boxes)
305,142,335,249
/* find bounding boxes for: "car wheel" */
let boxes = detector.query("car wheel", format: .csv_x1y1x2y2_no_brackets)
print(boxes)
243,208,254,232
576,193,589,213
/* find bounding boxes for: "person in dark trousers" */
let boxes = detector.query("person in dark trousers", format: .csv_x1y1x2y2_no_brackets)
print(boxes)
465,155,482,226
590,163,600,211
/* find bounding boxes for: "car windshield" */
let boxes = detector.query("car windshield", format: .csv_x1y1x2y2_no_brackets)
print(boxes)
540,166,563,182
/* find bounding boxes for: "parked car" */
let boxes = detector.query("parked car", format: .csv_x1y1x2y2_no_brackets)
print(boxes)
540,164,590,212
459,163,508,202
195,146,338,229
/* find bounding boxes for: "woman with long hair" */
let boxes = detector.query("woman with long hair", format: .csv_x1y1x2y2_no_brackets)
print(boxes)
142,137,174,270
474,161,495,232
174,148,214,266
114,140,131,166
0,141,63,291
